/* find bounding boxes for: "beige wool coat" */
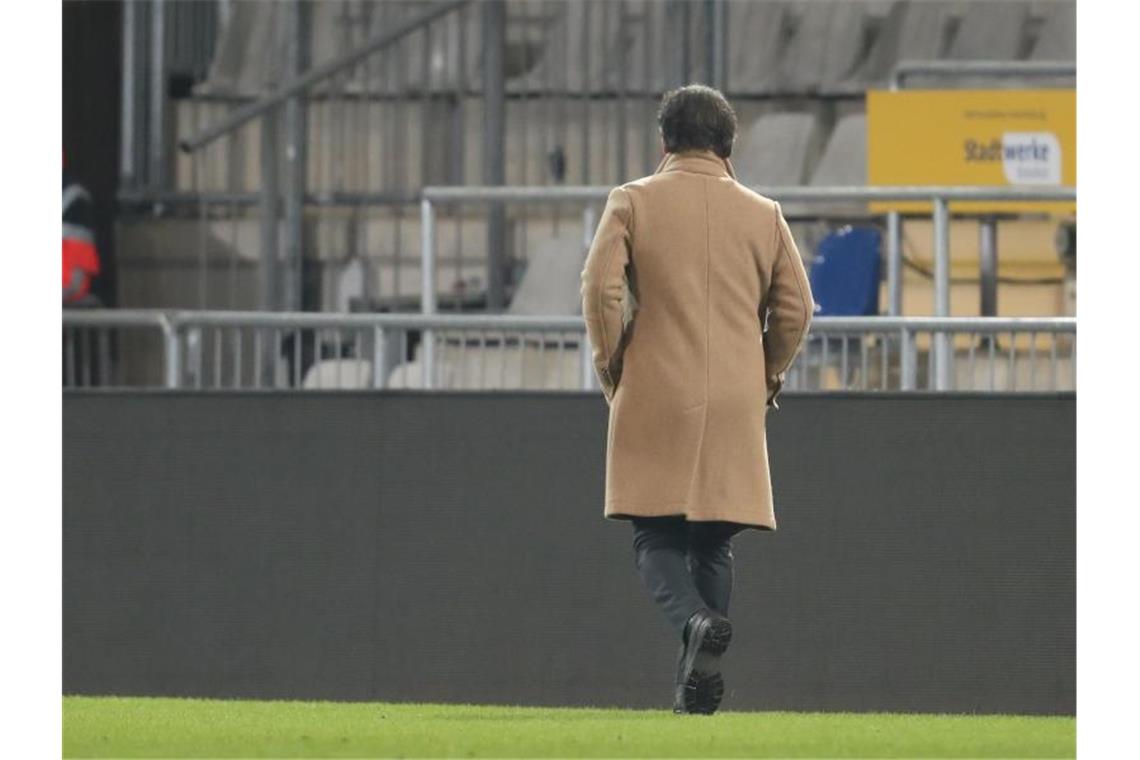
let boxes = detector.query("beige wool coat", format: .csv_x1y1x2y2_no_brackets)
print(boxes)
580,150,814,530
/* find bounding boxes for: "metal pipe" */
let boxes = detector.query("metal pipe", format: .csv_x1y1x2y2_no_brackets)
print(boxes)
890,60,1076,90
422,184,1077,203
282,0,309,313
420,200,438,316
149,0,167,188
886,211,902,316
160,315,181,389
900,328,915,391
579,337,594,391
932,198,950,318
179,0,470,153
932,197,951,390
371,327,386,390
582,205,598,252
979,217,998,317
63,310,1074,335
676,0,691,88
120,184,1069,210
482,0,507,310
614,1,627,182
709,0,727,90
120,0,137,187
118,189,423,207
259,111,281,311
420,198,437,388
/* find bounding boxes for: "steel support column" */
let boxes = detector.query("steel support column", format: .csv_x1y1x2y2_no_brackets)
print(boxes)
148,0,166,189
259,111,281,312
283,0,310,313
707,0,727,90
120,0,137,187
482,0,507,310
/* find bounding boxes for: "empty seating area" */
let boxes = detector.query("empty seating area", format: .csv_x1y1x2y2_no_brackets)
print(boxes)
89,0,1077,393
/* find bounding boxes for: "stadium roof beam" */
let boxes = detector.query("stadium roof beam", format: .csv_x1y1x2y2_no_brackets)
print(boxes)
178,0,470,153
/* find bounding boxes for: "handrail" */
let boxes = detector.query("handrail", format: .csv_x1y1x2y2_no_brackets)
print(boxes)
807,316,1075,333
63,310,1075,334
62,310,172,328
63,310,181,388
421,185,1077,203
890,60,1076,90
62,311,1075,392
417,184,1075,389
179,0,469,153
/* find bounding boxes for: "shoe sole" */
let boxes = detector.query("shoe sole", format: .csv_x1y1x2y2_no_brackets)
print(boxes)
681,617,732,715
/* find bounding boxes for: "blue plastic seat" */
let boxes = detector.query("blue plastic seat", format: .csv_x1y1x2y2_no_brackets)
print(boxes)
809,226,882,317
799,226,882,390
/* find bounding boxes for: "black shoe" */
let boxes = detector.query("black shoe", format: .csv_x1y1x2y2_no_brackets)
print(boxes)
672,609,732,715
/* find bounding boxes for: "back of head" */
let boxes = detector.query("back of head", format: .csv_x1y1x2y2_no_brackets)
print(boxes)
657,85,737,159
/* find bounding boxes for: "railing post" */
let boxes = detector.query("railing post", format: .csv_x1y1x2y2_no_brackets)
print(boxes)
579,334,595,391
900,326,915,391
161,315,181,390
576,201,597,394
420,198,437,389
932,197,953,390
887,210,902,316
582,204,598,252
371,327,386,390
979,216,998,317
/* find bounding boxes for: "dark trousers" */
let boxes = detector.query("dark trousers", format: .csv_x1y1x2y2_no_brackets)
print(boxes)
631,517,746,640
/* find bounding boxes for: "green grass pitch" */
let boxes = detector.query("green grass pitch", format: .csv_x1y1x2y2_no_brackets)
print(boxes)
63,696,1075,758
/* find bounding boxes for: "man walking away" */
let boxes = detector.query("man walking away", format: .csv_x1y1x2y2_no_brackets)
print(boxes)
580,84,814,715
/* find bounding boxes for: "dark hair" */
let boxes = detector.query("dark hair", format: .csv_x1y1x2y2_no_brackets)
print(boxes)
657,85,737,158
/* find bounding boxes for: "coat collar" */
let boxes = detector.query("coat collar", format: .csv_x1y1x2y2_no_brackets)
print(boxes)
653,150,737,179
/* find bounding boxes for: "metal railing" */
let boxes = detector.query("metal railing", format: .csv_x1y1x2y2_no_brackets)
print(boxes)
787,317,1075,394
63,310,1074,394
890,60,1076,90
420,184,1076,390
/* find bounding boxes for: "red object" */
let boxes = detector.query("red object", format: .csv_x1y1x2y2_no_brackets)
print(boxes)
63,237,100,302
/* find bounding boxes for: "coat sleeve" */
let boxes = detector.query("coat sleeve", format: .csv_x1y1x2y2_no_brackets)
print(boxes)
763,202,814,408
580,187,633,402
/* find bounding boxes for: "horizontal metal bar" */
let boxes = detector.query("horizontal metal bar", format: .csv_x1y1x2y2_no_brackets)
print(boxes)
179,0,469,153
892,59,1076,89
117,190,422,208
123,186,1076,211
64,310,1076,336
62,311,171,329
182,88,871,105
808,317,1075,334
168,310,583,332
423,185,1076,203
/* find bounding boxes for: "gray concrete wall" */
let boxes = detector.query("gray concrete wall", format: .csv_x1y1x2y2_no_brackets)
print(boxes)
64,392,1074,714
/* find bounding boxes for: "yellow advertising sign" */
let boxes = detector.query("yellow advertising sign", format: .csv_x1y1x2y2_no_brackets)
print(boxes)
866,89,1075,214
